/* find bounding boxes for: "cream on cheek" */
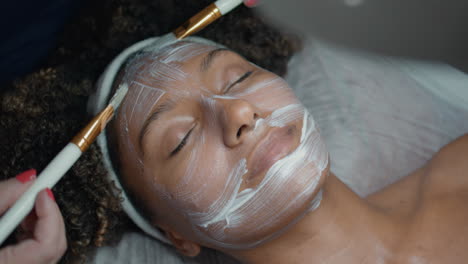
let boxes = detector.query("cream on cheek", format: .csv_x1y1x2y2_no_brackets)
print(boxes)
156,87,328,249
117,41,329,250
189,107,328,249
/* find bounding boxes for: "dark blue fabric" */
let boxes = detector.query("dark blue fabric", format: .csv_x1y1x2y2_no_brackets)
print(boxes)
0,0,80,87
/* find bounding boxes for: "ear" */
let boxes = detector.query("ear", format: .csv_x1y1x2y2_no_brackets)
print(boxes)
164,230,201,257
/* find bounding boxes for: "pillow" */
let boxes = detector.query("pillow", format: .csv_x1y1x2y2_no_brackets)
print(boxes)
288,39,468,196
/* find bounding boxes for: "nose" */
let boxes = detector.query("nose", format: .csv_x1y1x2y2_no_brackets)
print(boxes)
219,99,259,148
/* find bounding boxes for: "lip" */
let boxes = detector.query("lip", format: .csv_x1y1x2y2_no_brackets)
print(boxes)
246,125,297,184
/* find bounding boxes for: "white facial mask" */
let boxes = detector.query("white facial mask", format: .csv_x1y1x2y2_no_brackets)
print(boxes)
115,39,329,250
194,109,328,249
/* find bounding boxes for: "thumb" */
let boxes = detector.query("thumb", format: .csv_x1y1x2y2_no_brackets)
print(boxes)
0,170,36,214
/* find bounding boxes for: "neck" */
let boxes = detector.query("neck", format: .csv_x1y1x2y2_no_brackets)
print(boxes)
229,173,404,264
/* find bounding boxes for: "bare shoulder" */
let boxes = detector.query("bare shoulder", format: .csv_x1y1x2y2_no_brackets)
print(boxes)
422,133,468,196
395,134,468,263
367,134,468,211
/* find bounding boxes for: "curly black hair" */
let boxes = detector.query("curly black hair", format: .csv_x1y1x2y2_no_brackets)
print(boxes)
0,0,301,262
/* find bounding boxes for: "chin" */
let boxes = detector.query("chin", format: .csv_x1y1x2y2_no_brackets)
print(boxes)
208,163,329,250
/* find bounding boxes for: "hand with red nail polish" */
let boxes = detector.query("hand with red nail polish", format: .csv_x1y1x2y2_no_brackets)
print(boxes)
0,170,67,264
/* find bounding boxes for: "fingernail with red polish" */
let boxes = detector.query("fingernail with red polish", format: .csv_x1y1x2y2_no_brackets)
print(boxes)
16,169,37,183
46,188,55,202
245,0,259,7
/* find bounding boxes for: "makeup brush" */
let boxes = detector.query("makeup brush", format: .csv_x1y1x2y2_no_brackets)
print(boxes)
173,0,243,39
0,84,129,245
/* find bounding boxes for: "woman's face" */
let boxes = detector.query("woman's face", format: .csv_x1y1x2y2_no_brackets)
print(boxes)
112,41,328,250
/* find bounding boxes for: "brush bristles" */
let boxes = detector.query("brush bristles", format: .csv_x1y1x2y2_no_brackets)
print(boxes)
109,83,129,110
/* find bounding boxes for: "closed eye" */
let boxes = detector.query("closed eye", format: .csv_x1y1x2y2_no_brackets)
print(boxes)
224,71,253,94
170,127,194,156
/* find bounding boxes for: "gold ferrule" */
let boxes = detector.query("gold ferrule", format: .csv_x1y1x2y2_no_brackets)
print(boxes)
173,3,222,39
71,106,114,152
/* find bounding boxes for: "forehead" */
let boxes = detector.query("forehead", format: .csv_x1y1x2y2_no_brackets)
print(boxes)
123,41,219,93
115,41,227,139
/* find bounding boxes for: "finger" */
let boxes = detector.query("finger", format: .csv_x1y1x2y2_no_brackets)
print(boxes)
0,169,36,214
20,211,38,233
244,0,260,7
0,190,66,264
15,210,37,241
33,189,67,262
0,240,42,264
16,211,38,241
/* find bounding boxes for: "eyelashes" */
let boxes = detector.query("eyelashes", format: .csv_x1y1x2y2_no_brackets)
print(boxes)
170,127,194,156
224,71,253,94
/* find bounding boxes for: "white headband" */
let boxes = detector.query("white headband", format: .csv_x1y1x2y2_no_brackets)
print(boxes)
88,34,223,244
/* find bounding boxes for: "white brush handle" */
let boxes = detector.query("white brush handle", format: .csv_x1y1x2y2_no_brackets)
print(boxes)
0,143,81,245
215,0,243,15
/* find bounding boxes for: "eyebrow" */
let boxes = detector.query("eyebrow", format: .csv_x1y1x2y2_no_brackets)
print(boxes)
138,101,175,153
200,48,229,72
